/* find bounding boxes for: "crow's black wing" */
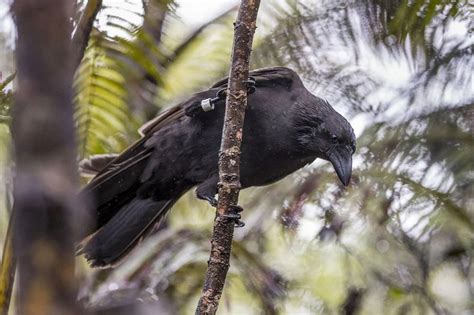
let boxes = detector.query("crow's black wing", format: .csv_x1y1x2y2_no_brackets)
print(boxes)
80,104,188,233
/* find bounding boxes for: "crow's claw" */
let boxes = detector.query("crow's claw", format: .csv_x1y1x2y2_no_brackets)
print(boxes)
243,76,256,94
222,205,245,227
229,204,243,213
234,220,246,228
205,198,242,213
222,214,246,228
223,213,241,220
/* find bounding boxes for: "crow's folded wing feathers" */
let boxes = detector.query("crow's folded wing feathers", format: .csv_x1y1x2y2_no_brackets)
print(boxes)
87,105,186,184
88,66,298,185
80,105,189,229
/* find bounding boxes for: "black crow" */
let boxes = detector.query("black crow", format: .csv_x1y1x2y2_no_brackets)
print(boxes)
77,67,356,267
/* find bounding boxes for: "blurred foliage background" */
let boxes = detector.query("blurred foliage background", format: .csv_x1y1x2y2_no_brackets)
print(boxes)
1,0,473,314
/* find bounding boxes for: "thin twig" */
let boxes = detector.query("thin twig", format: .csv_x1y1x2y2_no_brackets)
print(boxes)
195,1,261,314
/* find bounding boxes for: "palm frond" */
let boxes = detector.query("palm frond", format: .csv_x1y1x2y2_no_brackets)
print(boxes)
74,32,138,157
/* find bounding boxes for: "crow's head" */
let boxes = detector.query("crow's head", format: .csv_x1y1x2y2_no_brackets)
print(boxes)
294,98,356,186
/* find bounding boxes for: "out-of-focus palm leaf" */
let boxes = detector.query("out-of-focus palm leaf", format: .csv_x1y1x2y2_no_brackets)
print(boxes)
74,32,138,157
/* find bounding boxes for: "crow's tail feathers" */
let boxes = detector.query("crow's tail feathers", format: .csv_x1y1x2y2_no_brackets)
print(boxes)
77,198,175,267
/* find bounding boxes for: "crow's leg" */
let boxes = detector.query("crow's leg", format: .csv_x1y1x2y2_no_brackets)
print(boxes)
196,178,245,227
196,177,218,207
243,76,256,94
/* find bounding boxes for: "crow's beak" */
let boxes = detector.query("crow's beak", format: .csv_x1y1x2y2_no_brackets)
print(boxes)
328,145,353,186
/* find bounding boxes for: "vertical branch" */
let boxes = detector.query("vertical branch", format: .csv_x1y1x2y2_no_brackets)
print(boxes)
11,0,82,314
196,0,261,314
72,0,103,70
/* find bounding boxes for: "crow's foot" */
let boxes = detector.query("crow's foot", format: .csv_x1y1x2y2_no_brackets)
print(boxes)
243,76,256,94
222,204,245,228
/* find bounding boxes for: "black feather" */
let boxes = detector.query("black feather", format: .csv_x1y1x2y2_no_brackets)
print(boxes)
81,198,175,267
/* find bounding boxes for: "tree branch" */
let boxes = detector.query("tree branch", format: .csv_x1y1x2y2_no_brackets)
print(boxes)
128,0,169,120
72,0,103,70
195,1,261,314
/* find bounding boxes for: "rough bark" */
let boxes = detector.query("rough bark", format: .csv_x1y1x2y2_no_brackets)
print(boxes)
195,1,261,314
11,0,82,314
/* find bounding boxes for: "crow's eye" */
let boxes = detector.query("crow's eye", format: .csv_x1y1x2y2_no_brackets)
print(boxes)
331,134,338,143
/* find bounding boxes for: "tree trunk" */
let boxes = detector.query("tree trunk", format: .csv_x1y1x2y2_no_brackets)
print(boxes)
11,0,83,314
195,0,261,314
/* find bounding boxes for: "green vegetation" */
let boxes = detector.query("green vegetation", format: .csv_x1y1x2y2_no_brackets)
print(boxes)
1,0,472,313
